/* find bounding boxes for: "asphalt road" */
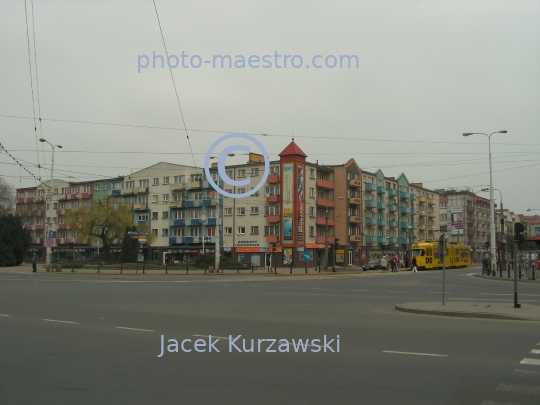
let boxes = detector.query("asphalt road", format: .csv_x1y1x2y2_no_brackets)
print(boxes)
1,266,539,405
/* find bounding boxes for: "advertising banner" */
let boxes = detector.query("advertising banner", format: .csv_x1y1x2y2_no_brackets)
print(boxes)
282,163,294,243
297,163,304,243
451,206,464,235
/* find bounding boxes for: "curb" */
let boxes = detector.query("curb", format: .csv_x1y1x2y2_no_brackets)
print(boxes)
394,304,539,322
473,274,539,283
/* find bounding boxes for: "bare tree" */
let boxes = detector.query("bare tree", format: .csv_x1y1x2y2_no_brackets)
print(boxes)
0,178,15,217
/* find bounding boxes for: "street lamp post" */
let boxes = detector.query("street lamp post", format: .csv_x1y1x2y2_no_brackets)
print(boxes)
39,138,62,266
463,130,507,275
324,206,329,270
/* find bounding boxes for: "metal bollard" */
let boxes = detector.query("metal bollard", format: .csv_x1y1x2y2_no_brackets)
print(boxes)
274,262,277,274
143,261,146,275
251,264,254,274
290,263,292,275
305,262,307,274
120,261,123,274
165,263,168,275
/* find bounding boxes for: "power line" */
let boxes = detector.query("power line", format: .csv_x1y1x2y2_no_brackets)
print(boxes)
0,142,48,188
2,114,539,147
151,0,197,167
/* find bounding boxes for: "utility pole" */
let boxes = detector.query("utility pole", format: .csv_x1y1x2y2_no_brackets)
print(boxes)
214,200,221,273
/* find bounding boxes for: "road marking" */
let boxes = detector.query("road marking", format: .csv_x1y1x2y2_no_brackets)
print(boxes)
347,289,368,292
311,288,330,290
282,287,298,289
43,319,78,324
496,382,540,395
383,350,447,357
387,291,410,293
193,334,230,340
429,292,451,294
512,368,540,376
530,349,540,354
520,358,540,366
0,314,10,317
116,327,154,332
479,293,540,297
449,298,540,302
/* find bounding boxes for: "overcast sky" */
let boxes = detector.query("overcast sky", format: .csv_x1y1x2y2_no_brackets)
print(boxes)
1,0,539,214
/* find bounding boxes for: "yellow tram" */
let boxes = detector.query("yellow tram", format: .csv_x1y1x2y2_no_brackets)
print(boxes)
410,240,471,270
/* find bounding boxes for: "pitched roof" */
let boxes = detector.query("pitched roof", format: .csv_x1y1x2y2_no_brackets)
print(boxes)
279,141,307,157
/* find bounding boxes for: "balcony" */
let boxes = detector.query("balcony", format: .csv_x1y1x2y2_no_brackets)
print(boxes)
17,198,25,203
428,211,435,218
410,194,417,201
173,183,186,191
418,209,426,217
266,215,280,224
389,220,398,228
349,235,362,243
365,236,376,244
377,236,386,244
316,198,335,208
316,217,334,226
34,225,44,230
32,238,42,244
138,221,148,226
349,215,361,223
364,183,376,191
349,179,361,188
82,193,91,199
121,188,134,195
267,173,279,184
400,237,409,245
389,237,398,244
411,237,418,244
58,224,66,230
349,197,361,205
418,224,426,230
377,202,386,210
377,219,386,227
388,204,397,212
137,187,149,194
388,189,397,197
56,209,63,215
316,236,335,245
427,198,435,205
169,237,182,244
184,200,202,208
133,203,148,210
316,178,335,190
377,186,386,194
411,223,418,229
400,191,409,200
26,197,34,203
202,199,216,206
400,222,409,229
400,206,410,214
418,196,426,203
466,205,474,213
189,181,202,189
266,234,278,244
168,201,179,207
58,194,68,200
189,219,201,226
365,217,376,226
410,208,417,215
266,194,280,203
171,219,185,226
365,200,376,208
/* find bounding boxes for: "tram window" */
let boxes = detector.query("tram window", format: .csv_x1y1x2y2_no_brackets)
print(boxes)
412,249,425,256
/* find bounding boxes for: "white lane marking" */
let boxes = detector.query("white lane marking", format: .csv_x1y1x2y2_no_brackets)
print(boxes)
479,293,540,297
512,368,540,376
347,289,368,292
222,284,233,286
193,334,230,340
116,327,154,332
383,350,448,357
530,349,540,354
520,358,540,366
449,298,540,302
429,292,451,294
282,287,298,289
496,382,540,395
387,291,410,293
0,314,10,317
43,319,78,324
311,288,331,290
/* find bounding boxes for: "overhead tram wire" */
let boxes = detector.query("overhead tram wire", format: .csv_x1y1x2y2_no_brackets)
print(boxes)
0,142,48,188
23,0,41,182
2,115,539,147
151,0,197,167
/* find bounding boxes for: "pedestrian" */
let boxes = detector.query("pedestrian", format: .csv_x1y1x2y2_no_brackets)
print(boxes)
404,254,409,269
394,255,399,272
381,256,387,273
32,253,37,273
411,256,417,273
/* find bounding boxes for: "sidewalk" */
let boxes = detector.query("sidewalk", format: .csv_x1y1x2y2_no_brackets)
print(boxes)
396,302,540,321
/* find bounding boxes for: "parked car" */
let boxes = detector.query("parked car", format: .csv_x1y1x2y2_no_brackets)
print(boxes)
363,259,383,271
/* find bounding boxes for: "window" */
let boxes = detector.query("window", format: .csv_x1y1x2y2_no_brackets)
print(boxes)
317,227,325,236
207,190,216,199
173,193,184,202
152,212,158,220
61,187,69,194
152,229,158,236
238,188,246,194
174,175,185,184
251,168,259,177
190,228,201,237
237,207,246,215
59,230,68,238
265,186,279,195
237,169,246,178
162,211,169,219
58,215,64,224
264,225,279,235
138,179,148,187
207,228,216,237
138,196,147,204
207,208,216,218
251,206,259,215
192,192,204,200
53,202,58,209
71,186,79,194
237,226,246,234
103,184,109,190
163,177,169,185
190,174,202,182
173,211,184,219
153,178,159,185
309,226,315,236
190,210,201,219
173,228,183,236
125,181,135,189
138,214,148,221
94,184,101,191
265,205,278,215
152,195,159,203
60,202,68,209
309,206,315,217
83,185,91,193
112,182,121,190
224,227,232,235
309,168,315,178
72,201,79,209
224,207,233,216
163,194,169,202
250,226,259,235
309,187,315,198
162,229,169,236
211,172,219,182
226,170,233,179
270,166,279,174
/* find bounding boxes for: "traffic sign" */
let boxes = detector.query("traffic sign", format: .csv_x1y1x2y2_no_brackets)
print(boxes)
302,251,313,261
128,231,148,236
45,237,55,247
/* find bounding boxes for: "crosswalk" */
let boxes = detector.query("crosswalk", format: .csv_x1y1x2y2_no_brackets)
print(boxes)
482,340,540,404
